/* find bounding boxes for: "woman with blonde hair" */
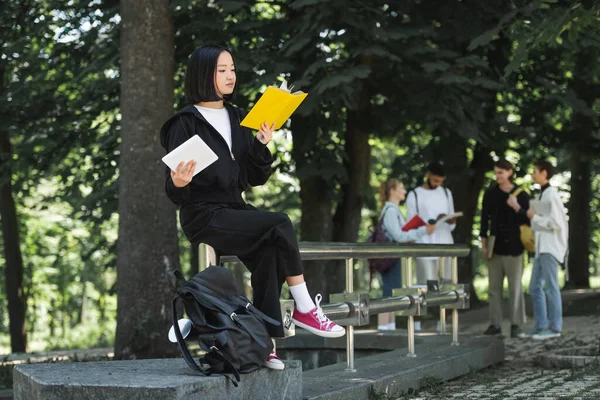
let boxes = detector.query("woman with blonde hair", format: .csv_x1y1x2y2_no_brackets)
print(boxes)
376,179,435,330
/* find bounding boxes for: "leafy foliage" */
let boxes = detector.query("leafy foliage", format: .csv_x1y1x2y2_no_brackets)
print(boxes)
1,0,599,352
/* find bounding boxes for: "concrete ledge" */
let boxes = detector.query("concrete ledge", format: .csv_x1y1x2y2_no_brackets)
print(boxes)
538,346,600,369
277,329,423,371
277,329,420,350
13,358,302,400
1,348,113,390
302,334,504,400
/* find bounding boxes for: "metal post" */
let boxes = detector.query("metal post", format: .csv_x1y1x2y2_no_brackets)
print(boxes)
345,258,356,372
406,256,417,357
401,258,408,288
346,257,354,293
439,256,446,334
198,243,216,271
451,256,460,346
406,257,413,288
407,315,416,357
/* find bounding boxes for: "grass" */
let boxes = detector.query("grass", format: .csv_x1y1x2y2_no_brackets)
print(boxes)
418,376,444,395
368,388,395,400
368,376,444,400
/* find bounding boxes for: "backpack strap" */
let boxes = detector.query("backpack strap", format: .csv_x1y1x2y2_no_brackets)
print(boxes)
369,204,395,291
171,296,241,387
187,289,270,349
171,296,211,374
167,270,187,291
190,280,280,327
239,297,281,327
408,189,419,214
410,187,449,215
376,204,394,243
379,203,394,222
201,348,241,383
444,187,450,214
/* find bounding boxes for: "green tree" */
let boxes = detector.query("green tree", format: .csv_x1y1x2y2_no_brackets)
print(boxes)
502,0,600,287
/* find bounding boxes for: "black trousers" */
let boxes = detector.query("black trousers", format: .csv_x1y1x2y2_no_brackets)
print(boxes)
180,202,304,337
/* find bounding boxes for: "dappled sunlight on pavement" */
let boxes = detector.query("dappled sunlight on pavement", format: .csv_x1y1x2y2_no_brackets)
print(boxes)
397,313,600,399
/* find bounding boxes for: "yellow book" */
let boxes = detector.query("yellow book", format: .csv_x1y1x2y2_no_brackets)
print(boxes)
240,80,308,131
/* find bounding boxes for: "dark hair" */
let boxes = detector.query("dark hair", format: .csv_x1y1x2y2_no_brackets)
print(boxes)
494,159,515,182
184,45,237,104
534,160,554,179
379,179,401,207
427,162,445,177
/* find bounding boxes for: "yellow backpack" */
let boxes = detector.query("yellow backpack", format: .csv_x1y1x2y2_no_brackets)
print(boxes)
512,188,535,253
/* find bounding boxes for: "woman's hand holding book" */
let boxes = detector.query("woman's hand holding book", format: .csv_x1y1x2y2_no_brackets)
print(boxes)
257,121,276,144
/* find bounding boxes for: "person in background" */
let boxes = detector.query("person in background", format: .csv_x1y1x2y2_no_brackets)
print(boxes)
406,162,455,331
377,179,435,330
480,159,530,338
514,160,568,340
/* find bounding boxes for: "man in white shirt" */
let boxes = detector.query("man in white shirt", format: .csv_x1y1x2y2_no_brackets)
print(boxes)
512,160,568,340
406,162,456,285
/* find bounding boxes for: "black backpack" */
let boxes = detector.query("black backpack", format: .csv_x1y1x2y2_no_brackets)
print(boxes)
168,266,280,387
366,205,399,290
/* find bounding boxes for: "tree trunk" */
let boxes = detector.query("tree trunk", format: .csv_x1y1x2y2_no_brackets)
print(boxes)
0,127,28,353
291,115,337,300
115,0,180,359
566,148,591,288
332,84,372,244
564,50,597,289
439,137,491,306
327,82,372,299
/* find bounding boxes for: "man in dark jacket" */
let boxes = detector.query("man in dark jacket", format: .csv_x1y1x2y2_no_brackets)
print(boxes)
480,160,530,338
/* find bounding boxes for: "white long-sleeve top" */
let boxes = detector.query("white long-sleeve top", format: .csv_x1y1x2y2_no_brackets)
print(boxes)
406,186,455,261
531,186,568,263
381,202,427,243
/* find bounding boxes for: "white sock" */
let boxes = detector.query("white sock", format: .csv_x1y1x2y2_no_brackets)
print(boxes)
289,282,316,313
414,321,422,331
387,322,396,330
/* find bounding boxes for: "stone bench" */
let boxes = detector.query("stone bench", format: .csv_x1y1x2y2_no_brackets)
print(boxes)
1,348,113,393
13,358,302,400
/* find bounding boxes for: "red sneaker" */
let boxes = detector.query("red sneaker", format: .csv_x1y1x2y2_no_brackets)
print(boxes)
292,294,345,338
264,350,285,370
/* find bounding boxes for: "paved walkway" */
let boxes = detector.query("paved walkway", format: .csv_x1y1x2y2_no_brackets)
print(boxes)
396,312,600,399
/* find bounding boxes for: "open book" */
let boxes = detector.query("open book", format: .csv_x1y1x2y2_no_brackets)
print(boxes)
240,80,308,131
435,212,464,227
402,215,426,232
161,135,218,177
402,212,463,232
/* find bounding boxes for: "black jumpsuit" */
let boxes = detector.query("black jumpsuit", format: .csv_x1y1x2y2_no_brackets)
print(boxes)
160,103,302,337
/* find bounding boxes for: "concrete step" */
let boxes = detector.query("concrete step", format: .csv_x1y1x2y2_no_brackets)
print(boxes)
0,389,13,400
13,358,302,400
302,334,504,400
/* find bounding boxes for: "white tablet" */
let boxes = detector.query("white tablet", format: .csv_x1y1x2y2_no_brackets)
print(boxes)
531,200,551,215
162,135,218,177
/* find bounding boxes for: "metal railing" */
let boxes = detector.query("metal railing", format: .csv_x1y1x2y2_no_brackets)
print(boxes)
200,242,471,372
